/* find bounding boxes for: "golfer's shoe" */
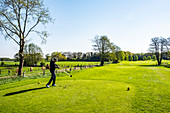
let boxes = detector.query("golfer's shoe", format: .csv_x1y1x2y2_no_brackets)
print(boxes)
52,84,57,86
46,85,50,88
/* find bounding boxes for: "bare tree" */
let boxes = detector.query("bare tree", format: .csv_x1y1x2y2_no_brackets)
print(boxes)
0,0,53,75
77,52,83,59
149,37,169,65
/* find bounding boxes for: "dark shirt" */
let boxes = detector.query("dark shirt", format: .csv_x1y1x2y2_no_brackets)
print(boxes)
50,60,59,71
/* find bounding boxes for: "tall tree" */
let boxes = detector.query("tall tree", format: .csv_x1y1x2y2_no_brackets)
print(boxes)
92,35,114,66
116,51,125,61
0,0,52,75
24,43,43,66
134,55,138,61
149,37,169,65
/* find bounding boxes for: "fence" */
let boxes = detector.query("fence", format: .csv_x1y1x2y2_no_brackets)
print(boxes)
0,64,99,78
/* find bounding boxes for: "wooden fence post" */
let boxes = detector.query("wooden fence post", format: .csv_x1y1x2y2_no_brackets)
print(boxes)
8,70,10,75
42,67,45,76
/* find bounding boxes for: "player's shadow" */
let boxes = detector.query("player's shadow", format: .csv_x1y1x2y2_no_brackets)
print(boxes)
3,87,46,96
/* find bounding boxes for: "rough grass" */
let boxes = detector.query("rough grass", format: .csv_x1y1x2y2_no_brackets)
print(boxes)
0,61,170,113
0,61,99,77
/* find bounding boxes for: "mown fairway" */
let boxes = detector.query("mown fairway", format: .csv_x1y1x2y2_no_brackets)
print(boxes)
0,61,170,113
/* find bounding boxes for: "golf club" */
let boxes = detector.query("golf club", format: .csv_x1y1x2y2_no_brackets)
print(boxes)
64,71,72,77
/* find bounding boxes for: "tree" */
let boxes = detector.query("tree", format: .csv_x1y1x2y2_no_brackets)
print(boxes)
116,51,125,61
149,37,169,65
124,51,132,61
0,0,52,75
143,56,147,61
73,52,78,59
125,55,129,61
129,55,133,61
77,52,83,59
82,53,87,60
134,55,138,61
92,35,114,66
152,55,156,61
24,43,43,66
147,56,151,60
45,54,50,62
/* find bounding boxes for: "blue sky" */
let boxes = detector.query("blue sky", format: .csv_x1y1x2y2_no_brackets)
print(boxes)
1,0,170,58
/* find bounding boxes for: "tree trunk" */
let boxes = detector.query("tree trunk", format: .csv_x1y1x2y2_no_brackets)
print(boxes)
100,56,104,66
158,60,161,65
158,52,163,65
18,39,25,76
155,52,160,65
155,52,163,65
101,60,104,66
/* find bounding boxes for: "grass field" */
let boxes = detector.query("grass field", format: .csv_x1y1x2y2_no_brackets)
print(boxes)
0,61,170,113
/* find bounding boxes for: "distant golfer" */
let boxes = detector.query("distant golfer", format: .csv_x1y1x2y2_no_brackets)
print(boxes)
46,57,60,88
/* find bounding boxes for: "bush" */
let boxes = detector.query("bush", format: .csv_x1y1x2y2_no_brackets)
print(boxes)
152,55,156,61
40,62,45,66
112,60,120,63
147,56,151,60
143,56,147,61
1,62,5,66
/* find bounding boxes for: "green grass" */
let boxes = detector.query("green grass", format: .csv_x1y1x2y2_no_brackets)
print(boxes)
0,61,170,113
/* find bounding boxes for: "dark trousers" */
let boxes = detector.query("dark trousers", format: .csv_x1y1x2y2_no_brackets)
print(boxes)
47,70,56,85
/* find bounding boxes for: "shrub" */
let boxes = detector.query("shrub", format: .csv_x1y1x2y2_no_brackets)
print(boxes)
40,62,45,66
143,56,147,61
147,56,151,60
152,55,156,61
1,62,5,66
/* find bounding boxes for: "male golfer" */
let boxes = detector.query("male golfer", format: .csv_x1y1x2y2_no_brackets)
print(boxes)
46,57,60,88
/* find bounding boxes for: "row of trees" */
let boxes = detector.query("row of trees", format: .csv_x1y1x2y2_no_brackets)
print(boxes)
12,37,169,67
45,51,160,61
92,36,170,65
45,52,100,61
44,36,168,66
0,58,14,61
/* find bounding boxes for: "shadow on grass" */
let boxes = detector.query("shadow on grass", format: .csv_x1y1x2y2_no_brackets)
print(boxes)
138,65,168,68
3,87,46,96
139,65,159,67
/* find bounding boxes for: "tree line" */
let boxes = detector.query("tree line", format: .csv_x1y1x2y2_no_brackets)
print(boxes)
10,38,169,67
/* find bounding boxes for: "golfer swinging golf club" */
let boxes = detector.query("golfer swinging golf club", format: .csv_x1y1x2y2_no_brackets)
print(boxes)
46,57,60,88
